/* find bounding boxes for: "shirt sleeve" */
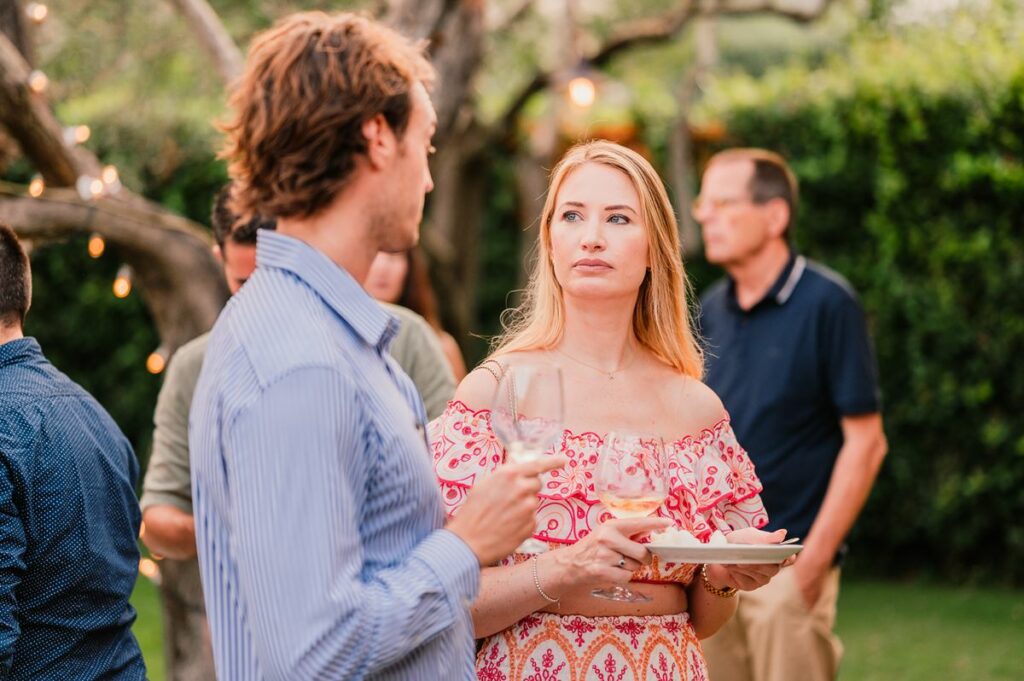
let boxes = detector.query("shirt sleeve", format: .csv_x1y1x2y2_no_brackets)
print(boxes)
140,345,203,513
822,290,882,416
0,460,26,673
389,315,455,421
224,366,479,680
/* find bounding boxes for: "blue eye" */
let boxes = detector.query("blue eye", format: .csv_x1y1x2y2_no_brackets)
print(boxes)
562,211,582,222
608,214,631,225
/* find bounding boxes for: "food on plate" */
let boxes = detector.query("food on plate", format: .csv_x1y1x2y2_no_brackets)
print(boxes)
650,527,729,546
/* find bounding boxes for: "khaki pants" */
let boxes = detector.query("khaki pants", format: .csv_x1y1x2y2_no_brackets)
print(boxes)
702,566,843,681
158,557,216,681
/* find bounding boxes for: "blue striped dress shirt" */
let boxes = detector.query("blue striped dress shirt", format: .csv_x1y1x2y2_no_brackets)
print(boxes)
189,231,480,680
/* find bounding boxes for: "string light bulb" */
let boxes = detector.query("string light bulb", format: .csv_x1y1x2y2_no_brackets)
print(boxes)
567,76,596,108
87,234,105,258
146,346,168,375
112,265,132,298
28,176,44,197
76,175,105,201
101,165,122,193
63,125,91,145
27,70,48,94
25,3,48,24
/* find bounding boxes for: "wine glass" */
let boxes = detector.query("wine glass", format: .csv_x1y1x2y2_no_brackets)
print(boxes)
592,431,669,602
490,362,564,554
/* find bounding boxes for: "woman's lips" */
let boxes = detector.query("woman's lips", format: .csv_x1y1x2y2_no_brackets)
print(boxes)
573,258,612,271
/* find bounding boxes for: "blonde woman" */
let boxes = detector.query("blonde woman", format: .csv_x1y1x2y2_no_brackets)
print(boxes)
429,141,790,680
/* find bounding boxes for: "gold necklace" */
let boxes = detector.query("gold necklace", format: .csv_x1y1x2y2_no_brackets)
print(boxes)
554,347,637,381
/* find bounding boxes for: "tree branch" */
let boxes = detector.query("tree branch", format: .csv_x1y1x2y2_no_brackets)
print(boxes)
712,0,836,24
385,0,459,42
492,0,835,137
0,28,230,351
486,0,533,33
0,183,229,350
164,0,244,85
493,2,699,136
0,32,100,185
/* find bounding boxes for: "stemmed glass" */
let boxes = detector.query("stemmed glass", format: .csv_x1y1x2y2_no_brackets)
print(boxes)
592,431,669,602
490,362,565,554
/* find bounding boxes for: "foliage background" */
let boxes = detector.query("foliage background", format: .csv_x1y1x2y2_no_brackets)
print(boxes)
7,1,1023,583
691,5,1024,582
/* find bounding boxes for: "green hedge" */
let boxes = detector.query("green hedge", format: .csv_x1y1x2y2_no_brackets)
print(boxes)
694,15,1024,583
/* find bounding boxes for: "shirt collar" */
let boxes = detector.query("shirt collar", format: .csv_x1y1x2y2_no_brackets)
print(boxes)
726,251,807,312
255,231,399,351
0,336,43,370
769,252,806,305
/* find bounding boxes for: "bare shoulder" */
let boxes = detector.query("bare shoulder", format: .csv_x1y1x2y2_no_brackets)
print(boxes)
664,371,729,430
453,364,500,410
454,349,552,409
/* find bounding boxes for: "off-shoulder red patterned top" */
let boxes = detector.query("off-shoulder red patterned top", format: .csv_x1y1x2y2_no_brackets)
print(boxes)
429,400,768,584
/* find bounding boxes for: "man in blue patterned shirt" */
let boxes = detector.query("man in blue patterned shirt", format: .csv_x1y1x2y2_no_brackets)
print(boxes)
190,12,562,680
0,224,146,680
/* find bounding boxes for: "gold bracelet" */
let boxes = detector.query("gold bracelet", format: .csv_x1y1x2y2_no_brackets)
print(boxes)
701,564,738,598
531,555,560,604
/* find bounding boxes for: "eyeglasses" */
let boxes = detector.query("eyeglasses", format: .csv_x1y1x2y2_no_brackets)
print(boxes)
691,195,755,217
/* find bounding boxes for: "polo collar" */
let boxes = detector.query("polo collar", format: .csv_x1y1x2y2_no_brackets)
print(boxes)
727,251,807,312
0,336,42,370
255,231,399,351
771,253,807,305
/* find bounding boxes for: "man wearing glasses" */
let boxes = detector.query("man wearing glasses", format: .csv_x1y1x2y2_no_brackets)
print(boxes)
693,149,888,681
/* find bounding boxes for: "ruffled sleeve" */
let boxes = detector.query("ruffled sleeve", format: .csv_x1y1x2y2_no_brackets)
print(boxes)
665,418,768,540
428,400,504,518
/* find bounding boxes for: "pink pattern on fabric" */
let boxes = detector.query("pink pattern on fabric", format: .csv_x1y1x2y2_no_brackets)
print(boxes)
429,400,768,583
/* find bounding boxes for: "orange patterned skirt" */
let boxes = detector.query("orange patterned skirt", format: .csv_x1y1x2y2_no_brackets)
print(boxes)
476,611,707,681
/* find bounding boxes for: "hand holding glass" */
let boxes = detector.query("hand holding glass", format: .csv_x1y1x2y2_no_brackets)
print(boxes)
592,432,669,602
490,363,564,554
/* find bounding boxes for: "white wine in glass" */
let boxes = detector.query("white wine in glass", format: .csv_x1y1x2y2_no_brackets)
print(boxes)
592,432,669,602
490,362,564,554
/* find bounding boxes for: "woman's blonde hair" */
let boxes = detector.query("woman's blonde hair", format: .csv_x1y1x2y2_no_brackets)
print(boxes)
493,140,703,378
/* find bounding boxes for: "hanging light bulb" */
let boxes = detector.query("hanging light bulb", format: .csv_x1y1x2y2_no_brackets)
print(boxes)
87,234,105,258
146,346,168,375
567,76,596,108
101,165,122,194
27,70,48,94
76,175,105,201
112,265,132,298
28,176,45,197
25,3,48,24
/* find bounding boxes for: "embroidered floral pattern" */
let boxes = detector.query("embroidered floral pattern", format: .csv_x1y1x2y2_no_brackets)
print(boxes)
475,613,707,681
431,400,761,681
429,400,768,583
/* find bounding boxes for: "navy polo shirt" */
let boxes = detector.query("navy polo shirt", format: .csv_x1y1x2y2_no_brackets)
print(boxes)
700,253,881,546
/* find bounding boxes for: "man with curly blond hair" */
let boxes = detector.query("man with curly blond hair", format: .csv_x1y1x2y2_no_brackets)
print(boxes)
188,12,562,680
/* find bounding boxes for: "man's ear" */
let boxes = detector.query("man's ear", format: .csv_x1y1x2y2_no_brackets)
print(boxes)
362,114,396,171
212,243,224,265
765,198,791,239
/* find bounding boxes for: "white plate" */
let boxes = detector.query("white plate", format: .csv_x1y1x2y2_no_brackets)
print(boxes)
646,543,803,564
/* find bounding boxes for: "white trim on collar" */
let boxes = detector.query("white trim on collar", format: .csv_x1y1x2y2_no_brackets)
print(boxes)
775,255,806,305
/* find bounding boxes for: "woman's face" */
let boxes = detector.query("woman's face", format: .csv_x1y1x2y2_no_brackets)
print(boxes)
549,162,650,302
364,251,409,303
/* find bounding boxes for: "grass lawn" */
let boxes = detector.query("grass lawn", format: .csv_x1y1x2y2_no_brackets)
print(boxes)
129,577,1024,681
836,580,1024,681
